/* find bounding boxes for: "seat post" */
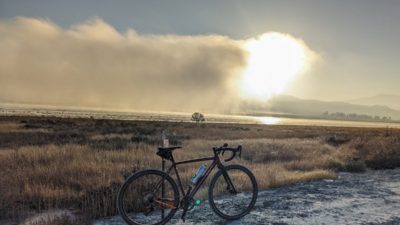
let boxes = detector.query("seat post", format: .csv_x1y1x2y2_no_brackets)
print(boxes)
161,157,165,219
161,131,168,219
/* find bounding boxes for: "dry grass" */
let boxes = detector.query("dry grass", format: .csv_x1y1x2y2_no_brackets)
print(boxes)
0,115,399,224
341,136,400,169
0,144,158,220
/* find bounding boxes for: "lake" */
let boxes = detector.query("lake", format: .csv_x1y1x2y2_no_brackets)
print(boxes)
1,105,400,128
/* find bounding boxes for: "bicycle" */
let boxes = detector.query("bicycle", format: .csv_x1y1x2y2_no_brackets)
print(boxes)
117,143,258,225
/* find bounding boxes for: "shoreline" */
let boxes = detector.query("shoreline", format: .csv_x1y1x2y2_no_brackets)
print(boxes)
1,110,400,129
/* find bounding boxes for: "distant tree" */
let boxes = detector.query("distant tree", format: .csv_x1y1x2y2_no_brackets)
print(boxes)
191,112,205,123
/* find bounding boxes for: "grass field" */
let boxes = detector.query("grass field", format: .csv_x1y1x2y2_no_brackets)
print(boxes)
1,116,399,224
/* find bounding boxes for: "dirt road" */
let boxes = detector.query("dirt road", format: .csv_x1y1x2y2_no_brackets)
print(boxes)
94,169,400,225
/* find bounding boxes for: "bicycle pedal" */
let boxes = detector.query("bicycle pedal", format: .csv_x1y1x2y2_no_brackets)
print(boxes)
180,209,188,221
180,201,190,221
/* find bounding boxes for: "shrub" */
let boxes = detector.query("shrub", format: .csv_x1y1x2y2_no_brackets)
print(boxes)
343,160,366,172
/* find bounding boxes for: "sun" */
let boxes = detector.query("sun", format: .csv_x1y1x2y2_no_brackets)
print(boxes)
240,32,313,100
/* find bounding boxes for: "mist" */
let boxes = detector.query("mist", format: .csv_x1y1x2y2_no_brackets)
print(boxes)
0,17,247,112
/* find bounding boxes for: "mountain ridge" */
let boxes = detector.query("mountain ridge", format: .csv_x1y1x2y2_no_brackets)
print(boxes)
2,94,400,121
347,94,400,110
239,94,400,120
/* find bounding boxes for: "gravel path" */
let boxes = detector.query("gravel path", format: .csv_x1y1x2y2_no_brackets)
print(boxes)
94,169,400,225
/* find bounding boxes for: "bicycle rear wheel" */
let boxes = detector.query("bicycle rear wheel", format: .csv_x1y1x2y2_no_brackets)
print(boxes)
208,164,258,220
117,170,180,225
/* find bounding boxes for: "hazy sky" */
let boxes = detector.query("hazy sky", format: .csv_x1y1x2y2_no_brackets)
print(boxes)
1,0,400,109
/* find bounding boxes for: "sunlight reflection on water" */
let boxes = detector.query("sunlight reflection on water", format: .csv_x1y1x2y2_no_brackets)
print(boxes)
257,116,281,125
1,105,400,128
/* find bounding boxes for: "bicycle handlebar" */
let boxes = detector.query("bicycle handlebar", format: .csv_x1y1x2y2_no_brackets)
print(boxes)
213,143,242,162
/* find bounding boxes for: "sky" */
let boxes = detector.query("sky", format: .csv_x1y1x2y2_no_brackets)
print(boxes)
1,0,400,112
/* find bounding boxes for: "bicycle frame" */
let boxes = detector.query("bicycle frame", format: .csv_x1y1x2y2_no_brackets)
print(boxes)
117,144,254,224
150,147,238,221
161,149,235,199
153,149,236,205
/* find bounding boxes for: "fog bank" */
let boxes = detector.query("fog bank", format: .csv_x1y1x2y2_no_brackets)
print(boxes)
0,17,247,112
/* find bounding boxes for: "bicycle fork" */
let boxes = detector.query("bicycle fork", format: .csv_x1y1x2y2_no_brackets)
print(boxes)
220,165,238,194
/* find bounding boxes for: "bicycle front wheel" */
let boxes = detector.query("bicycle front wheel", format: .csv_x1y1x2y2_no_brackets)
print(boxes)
208,164,258,220
117,170,180,225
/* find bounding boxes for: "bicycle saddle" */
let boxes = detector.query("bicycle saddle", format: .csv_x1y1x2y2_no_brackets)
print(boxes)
158,146,182,151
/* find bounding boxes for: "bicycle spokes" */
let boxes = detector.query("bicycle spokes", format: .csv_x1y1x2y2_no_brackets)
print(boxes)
119,172,179,225
209,165,258,219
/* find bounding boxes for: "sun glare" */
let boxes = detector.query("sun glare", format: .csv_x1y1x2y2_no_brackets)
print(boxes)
257,116,281,125
240,33,313,100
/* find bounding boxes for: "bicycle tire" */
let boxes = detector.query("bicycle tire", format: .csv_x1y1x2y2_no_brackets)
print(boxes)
117,169,180,225
208,164,258,220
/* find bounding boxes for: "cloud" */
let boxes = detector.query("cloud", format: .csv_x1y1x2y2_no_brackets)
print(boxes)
0,17,247,112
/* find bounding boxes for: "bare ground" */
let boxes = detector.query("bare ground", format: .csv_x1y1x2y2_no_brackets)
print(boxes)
94,168,400,225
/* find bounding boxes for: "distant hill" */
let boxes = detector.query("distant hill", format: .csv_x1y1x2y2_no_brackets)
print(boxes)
240,95,400,121
347,94,400,110
3,94,400,121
